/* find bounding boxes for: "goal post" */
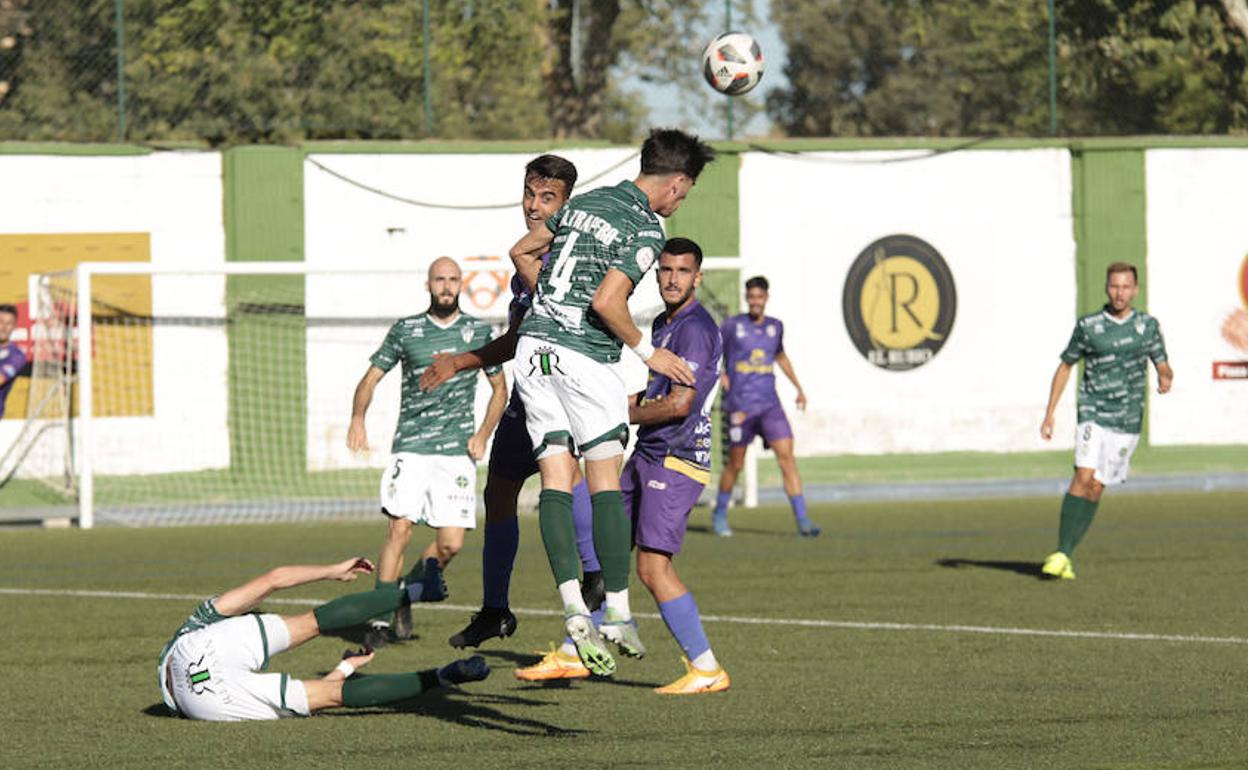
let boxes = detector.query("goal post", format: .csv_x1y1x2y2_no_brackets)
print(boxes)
17,258,753,529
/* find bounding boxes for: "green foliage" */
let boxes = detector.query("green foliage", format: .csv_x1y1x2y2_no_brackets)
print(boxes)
769,0,1248,137
0,0,723,143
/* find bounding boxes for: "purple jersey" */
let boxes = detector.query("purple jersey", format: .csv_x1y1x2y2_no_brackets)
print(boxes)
633,300,722,476
0,342,28,420
721,313,784,413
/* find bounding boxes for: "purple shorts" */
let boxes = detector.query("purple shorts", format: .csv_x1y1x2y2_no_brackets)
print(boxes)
488,397,539,482
620,453,705,556
725,403,793,448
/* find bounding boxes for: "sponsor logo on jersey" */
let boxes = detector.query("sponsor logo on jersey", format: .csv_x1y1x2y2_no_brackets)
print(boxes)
766,324,776,337
456,475,470,489
842,234,957,372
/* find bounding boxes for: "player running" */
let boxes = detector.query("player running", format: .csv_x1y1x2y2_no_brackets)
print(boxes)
1039,261,1172,580
157,556,488,721
711,275,820,537
507,129,715,676
419,155,605,649
347,257,508,645
515,239,729,693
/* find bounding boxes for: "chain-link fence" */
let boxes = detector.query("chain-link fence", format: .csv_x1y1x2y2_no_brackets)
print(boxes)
0,0,562,144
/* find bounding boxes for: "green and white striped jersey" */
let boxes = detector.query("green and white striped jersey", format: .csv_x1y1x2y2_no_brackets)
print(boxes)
519,180,666,363
1060,307,1167,435
370,312,499,455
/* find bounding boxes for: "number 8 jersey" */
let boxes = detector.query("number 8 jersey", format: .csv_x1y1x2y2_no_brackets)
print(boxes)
519,179,666,364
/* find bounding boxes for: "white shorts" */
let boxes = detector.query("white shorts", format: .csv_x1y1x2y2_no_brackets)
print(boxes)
512,336,629,460
1073,421,1140,486
166,614,310,721
380,453,477,529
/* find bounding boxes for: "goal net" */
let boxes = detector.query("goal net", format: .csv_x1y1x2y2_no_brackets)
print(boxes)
12,259,750,528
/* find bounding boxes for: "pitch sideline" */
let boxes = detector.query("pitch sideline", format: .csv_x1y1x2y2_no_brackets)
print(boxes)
1,586,1245,646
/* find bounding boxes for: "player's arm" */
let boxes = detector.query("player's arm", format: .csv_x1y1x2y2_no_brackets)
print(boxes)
0,347,26,387
213,558,375,617
468,370,508,461
1155,360,1174,394
347,365,386,452
1040,360,1075,440
509,228,553,291
593,268,695,385
629,384,696,425
421,314,521,392
774,350,807,411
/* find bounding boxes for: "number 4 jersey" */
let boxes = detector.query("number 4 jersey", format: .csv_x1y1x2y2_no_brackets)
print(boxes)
519,180,666,364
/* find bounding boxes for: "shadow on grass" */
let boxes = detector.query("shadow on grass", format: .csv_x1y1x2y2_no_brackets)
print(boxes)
935,558,1047,579
686,523,797,539
144,687,584,736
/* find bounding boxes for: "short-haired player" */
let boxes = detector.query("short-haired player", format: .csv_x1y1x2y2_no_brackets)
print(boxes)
711,276,820,537
507,129,716,676
515,238,729,692
1038,262,1172,579
420,155,606,648
157,556,489,721
347,257,508,644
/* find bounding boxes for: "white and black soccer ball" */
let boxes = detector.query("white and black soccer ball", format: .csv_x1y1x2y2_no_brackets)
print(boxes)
701,32,764,96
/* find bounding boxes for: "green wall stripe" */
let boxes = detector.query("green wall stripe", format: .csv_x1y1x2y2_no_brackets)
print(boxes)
223,147,306,478
1069,147,1151,442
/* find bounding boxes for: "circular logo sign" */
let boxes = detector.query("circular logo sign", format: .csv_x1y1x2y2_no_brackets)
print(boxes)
842,235,957,371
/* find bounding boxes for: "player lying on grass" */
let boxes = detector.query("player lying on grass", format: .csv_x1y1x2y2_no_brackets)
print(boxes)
1038,261,1172,580
516,239,730,694
419,154,605,651
157,557,488,721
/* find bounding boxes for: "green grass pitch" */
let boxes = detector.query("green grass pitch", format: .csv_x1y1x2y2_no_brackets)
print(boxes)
3,492,1248,769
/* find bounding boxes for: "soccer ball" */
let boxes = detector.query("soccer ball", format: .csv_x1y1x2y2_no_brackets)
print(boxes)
701,32,764,96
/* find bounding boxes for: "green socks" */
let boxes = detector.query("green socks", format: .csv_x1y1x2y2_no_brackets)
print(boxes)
313,585,404,632
590,490,631,593
539,490,581,585
341,670,440,707
1057,493,1100,555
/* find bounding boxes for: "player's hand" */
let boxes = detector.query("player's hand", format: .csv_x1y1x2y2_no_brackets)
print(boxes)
1039,415,1055,441
341,647,376,672
1157,373,1173,394
646,348,695,385
467,433,487,461
329,557,374,582
795,389,807,411
347,420,369,453
420,352,459,392
719,372,730,392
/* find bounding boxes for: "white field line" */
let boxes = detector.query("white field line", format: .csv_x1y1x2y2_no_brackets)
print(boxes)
2,586,1246,646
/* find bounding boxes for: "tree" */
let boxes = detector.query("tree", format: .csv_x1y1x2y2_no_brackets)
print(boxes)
768,0,1248,137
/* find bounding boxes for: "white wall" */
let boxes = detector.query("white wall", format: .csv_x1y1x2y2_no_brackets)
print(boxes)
1146,149,1248,445
739,149,1079,454
302,150,659,470
0,153,229,476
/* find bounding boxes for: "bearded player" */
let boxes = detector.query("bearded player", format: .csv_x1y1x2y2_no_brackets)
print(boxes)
347,257,508,645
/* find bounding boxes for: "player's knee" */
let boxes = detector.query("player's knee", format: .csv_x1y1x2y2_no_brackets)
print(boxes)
437,539,462,561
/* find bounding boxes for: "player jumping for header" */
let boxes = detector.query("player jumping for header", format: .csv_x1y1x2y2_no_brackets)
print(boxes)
419,155,606,649
1039,261,1172,579
711,275,820,537
507,129,715,676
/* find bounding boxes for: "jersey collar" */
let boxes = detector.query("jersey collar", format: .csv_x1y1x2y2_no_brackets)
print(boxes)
616,179,652,212
1100,305,1135,325
663,299,701,325
426,311,462,330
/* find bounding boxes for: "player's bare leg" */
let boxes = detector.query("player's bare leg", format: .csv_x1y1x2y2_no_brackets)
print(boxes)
422,526,465,567
637,548,727,694
1044,468,1105,580
770,437,819,536
369,516,413,645
712,445,747,536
